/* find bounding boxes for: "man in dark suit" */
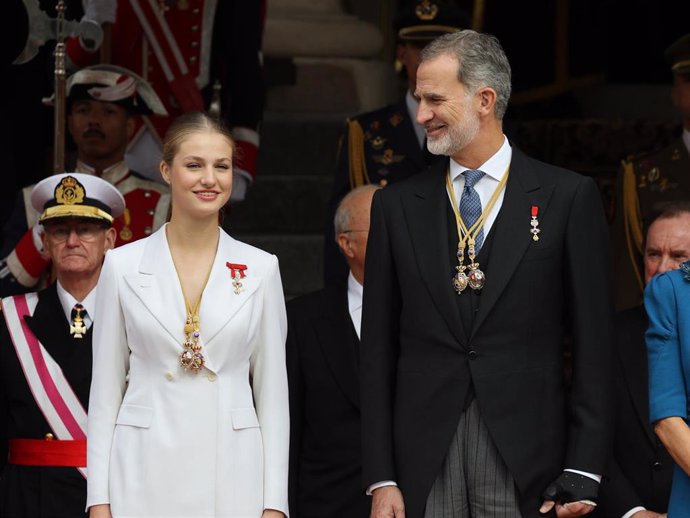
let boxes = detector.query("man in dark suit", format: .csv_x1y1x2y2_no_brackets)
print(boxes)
0,173,121,517
287,185,379,518
595,204,690,518
361,30,613,518
323,1,469,285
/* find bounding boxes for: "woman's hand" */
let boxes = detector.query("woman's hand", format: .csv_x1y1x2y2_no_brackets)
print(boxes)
89,504,112,518
261,509,286,518
654,416,690,476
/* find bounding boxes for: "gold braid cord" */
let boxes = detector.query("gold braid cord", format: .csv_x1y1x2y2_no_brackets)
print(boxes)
472,0,485,31
622,159,644,292
347,120,370,189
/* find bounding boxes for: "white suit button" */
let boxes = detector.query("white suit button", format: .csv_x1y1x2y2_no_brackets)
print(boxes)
207,372,217,382
165,371,174,381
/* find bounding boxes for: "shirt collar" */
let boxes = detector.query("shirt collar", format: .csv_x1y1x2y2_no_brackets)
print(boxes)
56,280,97,325
449,136,512,183
347,270,363,312
76,159,130,185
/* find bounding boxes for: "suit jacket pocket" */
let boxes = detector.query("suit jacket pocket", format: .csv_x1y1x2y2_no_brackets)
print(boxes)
231,407,260,430
116,404,153,428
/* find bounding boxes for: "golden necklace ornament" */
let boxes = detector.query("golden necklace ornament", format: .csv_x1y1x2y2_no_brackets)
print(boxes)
446,165,510,294
180,303,204,372
172,255,214,374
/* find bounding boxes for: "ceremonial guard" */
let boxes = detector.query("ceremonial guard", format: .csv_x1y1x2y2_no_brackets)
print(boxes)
0,65,170,295
324,1,468,283
0,173,122,518
70,0,266,199
612,33,690,310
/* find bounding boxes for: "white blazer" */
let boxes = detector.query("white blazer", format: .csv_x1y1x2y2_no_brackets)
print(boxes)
87,225,289,518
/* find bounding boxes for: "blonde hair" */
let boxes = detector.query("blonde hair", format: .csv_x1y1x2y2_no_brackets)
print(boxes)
161,112,235,166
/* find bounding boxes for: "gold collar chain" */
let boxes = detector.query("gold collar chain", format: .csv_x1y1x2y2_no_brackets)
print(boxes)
445,164,510,293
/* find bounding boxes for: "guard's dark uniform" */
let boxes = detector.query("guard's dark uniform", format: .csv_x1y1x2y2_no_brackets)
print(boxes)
324,100,443,283
612,31,690,310
612,137,690,310
323,0,468,284
0,284,91,518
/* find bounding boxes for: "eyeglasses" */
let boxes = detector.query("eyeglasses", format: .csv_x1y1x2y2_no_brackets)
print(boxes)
44,223,106,243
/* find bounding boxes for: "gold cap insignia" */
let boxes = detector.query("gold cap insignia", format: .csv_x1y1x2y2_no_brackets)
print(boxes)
415,0,438,21
54,176,85,206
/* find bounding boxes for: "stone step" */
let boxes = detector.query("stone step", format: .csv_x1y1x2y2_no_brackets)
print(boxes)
231,233,324,298
258,113,345,177
227,175,333,234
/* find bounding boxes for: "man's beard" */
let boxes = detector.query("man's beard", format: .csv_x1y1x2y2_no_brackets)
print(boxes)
426,110,480,157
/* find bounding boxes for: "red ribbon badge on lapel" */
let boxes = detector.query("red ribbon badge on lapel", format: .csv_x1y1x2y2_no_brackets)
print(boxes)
530,206,541,241
226,263,248,295
226,263,247,279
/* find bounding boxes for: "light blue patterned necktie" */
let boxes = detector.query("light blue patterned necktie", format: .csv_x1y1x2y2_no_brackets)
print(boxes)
460,169,486,251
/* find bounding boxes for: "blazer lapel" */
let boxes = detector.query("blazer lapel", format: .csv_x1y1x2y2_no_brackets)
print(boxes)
402,159,468,345
124,227,186,347
316,285,360,408
197,231,262,347
26,285,78,365
470,148,554,339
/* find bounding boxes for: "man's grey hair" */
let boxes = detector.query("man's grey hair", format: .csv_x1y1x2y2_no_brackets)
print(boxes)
421,30,512,120
334,184,381,239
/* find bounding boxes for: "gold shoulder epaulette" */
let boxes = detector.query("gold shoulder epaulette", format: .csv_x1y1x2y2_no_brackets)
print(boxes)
621,158,644,292
347,119,371,190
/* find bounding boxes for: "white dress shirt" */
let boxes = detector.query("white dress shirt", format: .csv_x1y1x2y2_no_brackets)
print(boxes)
448,136,512,240
56,281,96,330
347,271,363,339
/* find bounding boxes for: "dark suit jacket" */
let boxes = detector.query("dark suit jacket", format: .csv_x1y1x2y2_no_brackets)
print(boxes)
595,306,673,517
0,284,91,518
287,284,370,518
360,147,614,518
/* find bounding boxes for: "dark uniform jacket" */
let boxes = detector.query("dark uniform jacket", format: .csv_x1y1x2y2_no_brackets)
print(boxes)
595,306,673,517
286,284,369,518
612,137,690,310
0,283,91,518
324,98,443,284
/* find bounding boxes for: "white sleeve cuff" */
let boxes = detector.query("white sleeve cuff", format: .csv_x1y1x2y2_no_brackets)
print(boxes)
366,480,398,496
622,506,646,518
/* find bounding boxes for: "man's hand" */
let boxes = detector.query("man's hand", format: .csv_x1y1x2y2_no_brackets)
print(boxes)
89,504,112,518
631,511,666,518
539,500,595,517
370,486,406,518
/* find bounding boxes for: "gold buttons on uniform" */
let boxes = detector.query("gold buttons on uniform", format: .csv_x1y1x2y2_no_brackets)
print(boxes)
380,179,388,187
144,227,153,235
44,433,54,440
207,372,217,382
144,191,152,198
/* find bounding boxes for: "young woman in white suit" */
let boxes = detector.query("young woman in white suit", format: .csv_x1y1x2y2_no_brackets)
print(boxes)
87,113,289,518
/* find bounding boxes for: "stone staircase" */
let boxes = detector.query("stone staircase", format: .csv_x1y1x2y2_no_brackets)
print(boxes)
224,113,346,299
